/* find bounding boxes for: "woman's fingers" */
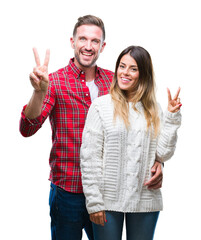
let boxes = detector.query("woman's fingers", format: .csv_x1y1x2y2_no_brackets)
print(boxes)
167,88,172,102
171,104,182,112
173,87,181,100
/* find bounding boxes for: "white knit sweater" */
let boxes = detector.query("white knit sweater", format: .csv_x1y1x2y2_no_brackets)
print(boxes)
80,94,181,214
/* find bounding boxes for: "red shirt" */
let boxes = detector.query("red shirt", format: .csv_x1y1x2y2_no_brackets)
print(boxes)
20,58,114,193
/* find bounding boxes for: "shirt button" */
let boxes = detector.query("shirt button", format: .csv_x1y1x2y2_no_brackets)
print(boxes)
86,94,89,96
81,71,84,74
82,80,85,82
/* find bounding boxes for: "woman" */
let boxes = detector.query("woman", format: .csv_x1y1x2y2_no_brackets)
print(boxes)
80,46,182,240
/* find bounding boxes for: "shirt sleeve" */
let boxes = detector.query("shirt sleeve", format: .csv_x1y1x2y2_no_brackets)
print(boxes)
156,105,182,162
19,77,55,137
80,101,105,214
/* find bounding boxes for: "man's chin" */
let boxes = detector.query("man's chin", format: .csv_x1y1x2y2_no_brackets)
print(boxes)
80,60,96,68
75,54,97,69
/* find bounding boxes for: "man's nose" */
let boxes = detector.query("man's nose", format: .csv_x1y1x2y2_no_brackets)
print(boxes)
85,41,92,50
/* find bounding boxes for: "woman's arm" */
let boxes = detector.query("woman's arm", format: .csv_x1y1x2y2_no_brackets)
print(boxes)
80,101,105,216
156,88,182,162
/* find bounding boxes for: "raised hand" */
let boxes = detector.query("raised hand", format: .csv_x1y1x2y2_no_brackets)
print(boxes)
167,87,182,113
29,48,50,93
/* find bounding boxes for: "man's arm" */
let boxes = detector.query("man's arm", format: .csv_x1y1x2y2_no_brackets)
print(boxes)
144,161,163,189
20,48,52,137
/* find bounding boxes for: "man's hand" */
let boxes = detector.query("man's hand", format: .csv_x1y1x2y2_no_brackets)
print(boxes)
29,48,50,93
144,161,163,189
90,211,107,226
24,48,50,119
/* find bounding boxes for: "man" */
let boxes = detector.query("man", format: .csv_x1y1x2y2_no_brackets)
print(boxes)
20,15,162,240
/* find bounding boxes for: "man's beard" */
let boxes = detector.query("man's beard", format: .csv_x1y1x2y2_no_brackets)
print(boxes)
74,52,98,68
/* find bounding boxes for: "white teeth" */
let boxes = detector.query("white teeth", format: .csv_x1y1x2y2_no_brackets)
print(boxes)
122,78,130,82
82,52,92,56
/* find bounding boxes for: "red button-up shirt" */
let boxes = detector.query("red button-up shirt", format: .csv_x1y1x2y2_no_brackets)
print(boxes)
20,58,114,193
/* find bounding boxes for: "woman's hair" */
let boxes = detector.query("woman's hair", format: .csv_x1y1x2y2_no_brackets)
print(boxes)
110,46,160,136
73,15,105,41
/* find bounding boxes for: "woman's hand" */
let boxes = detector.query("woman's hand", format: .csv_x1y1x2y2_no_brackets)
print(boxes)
90,211,107,226
167,87,182,113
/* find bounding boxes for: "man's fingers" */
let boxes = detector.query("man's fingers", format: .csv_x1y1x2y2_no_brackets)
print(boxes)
33,48,41,67
145,171,162,186
90,211,105,226
145,174,163,189
147,181,162,189
44,49,50,67
29,72,40,83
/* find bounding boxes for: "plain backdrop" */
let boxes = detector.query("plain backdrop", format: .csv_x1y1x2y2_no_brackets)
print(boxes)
1,0,200,239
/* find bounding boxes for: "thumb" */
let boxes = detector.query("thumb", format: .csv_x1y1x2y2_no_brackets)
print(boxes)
151,166,156,173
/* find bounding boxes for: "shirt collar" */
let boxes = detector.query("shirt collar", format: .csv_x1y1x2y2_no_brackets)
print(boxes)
67,58,101,80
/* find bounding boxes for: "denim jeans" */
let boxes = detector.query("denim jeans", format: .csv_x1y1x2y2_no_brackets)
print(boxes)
49,183,94,240
92,211,159,240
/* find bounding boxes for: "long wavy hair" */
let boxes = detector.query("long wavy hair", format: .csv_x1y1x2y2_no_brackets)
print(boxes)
110,46,160,137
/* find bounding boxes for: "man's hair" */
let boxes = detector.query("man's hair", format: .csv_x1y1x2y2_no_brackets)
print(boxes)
73,15,105,41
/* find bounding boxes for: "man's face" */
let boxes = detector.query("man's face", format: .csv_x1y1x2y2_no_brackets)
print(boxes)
70,25,106,69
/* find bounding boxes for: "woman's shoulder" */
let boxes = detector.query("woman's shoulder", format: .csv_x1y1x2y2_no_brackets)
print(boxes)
93,94,112,106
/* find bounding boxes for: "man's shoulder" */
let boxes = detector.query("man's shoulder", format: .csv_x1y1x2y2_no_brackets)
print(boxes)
49,65,69,79
98,67,114,77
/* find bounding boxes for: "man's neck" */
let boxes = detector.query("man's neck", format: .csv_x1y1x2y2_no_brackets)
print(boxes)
74,58,96,82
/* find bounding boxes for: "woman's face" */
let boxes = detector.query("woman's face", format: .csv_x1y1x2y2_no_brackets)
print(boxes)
117,53,139,95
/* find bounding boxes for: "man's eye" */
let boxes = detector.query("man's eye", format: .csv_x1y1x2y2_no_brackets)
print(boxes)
93,40,99,44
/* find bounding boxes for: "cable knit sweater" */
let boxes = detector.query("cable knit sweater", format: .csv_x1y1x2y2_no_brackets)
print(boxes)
80,94,181,214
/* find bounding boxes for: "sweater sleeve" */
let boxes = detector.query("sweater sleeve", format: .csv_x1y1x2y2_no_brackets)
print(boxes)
156,105,182,162
80,101,105,214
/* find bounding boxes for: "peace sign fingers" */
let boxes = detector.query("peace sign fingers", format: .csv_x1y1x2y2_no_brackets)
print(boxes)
173,87,181,101
30,48,50,93
167,87,182,113
33,48,41,67
43,49,50,68
167,88,172,102
33,48,50,68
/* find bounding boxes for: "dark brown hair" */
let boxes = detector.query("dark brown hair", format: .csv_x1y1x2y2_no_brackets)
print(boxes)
73,15,105,41
110,46,160,136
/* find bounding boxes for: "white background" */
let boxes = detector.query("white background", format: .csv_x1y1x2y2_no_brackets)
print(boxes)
1,0,200,239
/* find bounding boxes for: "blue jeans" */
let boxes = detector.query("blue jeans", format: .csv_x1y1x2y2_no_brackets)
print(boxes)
49,183,94,240
92,211,159,240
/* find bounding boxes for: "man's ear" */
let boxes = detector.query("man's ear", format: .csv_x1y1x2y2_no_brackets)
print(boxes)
100,42,106,53
70,37,75,49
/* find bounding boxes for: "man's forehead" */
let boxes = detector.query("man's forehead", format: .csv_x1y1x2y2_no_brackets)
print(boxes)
76,24,103,38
